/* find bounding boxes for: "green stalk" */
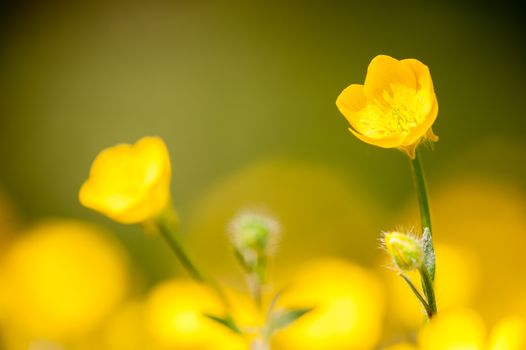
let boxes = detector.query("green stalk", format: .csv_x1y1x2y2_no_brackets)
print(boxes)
156,217,230,308
419,266,437,318
410,148,432,232
410,147,437,318
157,219,204,282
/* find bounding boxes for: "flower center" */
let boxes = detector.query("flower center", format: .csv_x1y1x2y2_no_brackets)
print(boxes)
357,84,433,138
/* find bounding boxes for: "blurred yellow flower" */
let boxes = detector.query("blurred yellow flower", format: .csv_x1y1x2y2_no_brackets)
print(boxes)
272,258,384,350
144,279,249,350
419,309,486,350
0,220,128,339
79,136,172,224
418,310,525,350
429,179,526,322
487,317,526,350
336,55,438,158
102,300,154,350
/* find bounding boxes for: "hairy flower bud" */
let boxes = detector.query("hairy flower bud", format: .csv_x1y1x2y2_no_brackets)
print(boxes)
228,211,279,256
383,232,424,272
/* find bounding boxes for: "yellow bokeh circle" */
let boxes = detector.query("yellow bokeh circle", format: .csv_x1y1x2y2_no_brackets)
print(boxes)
0,219,129,338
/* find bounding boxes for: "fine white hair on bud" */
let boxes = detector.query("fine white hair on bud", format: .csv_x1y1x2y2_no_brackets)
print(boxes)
381,231,424,272
228,209,280,257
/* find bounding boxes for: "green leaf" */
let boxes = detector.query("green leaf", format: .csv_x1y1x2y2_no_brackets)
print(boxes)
422,227,436,281
203,313,242,334
267,307,314,336
399,273,432,316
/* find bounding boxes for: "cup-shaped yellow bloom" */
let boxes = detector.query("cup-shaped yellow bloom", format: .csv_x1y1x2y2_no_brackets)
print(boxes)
80,136,172,224
336,55,438,158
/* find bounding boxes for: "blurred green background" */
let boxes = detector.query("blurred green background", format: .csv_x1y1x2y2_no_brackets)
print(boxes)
0,0,525,298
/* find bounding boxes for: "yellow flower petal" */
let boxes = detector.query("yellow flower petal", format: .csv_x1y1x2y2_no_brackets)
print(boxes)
401,58,435,96
349,127,404,149
401,96,438,148
336,84,367,115
364,55,416,100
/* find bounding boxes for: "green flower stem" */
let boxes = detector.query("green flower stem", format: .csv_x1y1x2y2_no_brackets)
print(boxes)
233,249,265,308
253,255,267,308
419,266,437,318
157,219,204,282
410,148,432,233
410,147,438,318
156,217,231,309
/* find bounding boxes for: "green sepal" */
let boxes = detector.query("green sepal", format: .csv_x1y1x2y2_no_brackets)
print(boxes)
422,227,436,281
203,313,242,334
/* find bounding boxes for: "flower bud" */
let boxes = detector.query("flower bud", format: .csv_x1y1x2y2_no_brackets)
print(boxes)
383,232,424,272
228,211,279,256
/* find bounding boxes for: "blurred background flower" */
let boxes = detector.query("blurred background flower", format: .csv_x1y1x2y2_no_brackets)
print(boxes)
0,0,524,348
0,220,129,347
418,309,525,350
143,279,249,350
272,258,384,350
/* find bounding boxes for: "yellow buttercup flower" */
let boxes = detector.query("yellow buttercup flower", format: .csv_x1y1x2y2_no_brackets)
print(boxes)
80,136,172,224
336,55,438,158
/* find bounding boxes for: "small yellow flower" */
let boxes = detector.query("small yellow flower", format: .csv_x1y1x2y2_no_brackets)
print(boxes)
79,136,172,224
336,55,438,158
